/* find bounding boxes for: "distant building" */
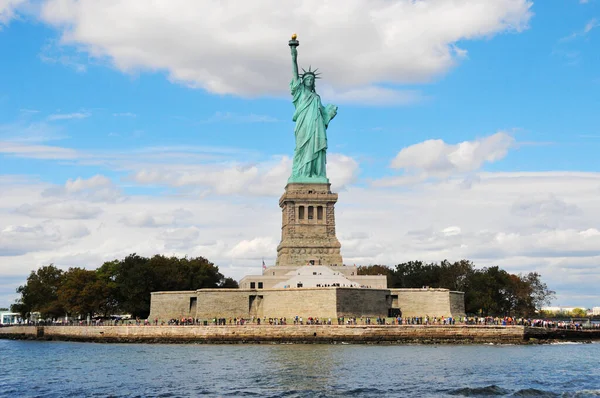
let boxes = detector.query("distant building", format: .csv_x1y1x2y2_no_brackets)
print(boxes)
0,311,21,325
592,307,600,316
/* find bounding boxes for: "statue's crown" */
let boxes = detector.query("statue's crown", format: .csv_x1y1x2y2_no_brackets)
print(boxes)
300,66,321,80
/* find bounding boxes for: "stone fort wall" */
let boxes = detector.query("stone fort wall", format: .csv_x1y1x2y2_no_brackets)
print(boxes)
390,288,466,318
149,287,465,322
148,291,196,320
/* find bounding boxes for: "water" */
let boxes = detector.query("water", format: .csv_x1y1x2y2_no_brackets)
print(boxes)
1,340,600,397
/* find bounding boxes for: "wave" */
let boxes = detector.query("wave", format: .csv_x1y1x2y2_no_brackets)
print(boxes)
448,384,511,396
512,388,558,397
549,341,587,345
566,390,600,397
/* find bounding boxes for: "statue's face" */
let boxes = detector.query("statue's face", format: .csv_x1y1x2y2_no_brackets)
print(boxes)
303,74,314,89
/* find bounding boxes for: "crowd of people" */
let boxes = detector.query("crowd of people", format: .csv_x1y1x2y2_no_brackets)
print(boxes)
4,315,600,330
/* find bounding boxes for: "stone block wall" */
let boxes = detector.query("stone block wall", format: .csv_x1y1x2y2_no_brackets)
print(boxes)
196,289,251,319
276,183,343,267
390,288,465,318
148,291,197,321
261,288,338,319
148,287,466,322
336,288,389,318
449,291,466,317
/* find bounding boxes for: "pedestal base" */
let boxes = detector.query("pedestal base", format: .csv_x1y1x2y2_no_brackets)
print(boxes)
275,183,343,267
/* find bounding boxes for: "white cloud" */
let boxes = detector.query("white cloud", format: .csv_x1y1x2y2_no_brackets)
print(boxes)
113,112,137,117
38,0,532,104
0,0,25,27
584,18,599,33
121,208,193,228
47,112,90,121
42,174,121,202
1,170,600,308
0,120,65,142
388,131,515,180
160,226,202,250
510,194,583,229
327,154,359,191
16,201,103,219
0,221,63,256
0,141,79,159
228,237,277,260
129,153,359,196
558,17,599,43
39,39,88,73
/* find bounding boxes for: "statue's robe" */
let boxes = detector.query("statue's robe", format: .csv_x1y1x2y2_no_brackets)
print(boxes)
290,77,335,180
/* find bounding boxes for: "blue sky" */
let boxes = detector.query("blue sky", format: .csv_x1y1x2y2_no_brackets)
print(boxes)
1,0,599,309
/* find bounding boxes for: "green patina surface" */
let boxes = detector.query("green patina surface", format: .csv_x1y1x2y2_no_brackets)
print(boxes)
288,36,337,184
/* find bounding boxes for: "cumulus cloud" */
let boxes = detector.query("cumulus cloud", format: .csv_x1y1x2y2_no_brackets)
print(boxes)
42,174,121,202
0,221,63,256
387,131,515,181
38,0,532,103
228,237,277,260
129,153,359,196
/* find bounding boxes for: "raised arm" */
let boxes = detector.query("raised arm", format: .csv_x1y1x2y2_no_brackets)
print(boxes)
291,46,299,80
289,34,299,80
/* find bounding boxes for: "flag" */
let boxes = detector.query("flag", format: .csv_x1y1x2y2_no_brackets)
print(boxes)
262,259,267,270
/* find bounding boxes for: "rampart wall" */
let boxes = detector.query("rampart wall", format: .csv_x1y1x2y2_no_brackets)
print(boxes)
390,288,466,318
260,288,337,319
149,287,465,322
196,289,251,319
336,289,389,318
148,291,196,320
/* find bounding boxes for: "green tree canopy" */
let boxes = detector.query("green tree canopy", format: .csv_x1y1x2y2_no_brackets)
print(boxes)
358,259,554,317
11,265,65,318
12,254,233,319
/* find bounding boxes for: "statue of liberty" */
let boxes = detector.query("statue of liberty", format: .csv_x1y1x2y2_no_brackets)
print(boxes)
288,34,338,184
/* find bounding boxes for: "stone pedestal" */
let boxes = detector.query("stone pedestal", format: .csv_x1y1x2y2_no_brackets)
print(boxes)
275,183,343,267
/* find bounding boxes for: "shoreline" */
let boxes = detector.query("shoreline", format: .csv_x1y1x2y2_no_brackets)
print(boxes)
1,325,599,345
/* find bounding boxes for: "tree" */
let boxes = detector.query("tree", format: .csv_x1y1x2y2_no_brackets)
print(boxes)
114,254,226,318
11,265,65,319
393,261,441,288
59,268,109,317
523,272,555,312
219,277,239,288
115,254,153,318
571,308,587,317
438,260,474,292
96,260,122,316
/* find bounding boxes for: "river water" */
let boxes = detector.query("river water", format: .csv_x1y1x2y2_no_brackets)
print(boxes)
1,340,599,397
